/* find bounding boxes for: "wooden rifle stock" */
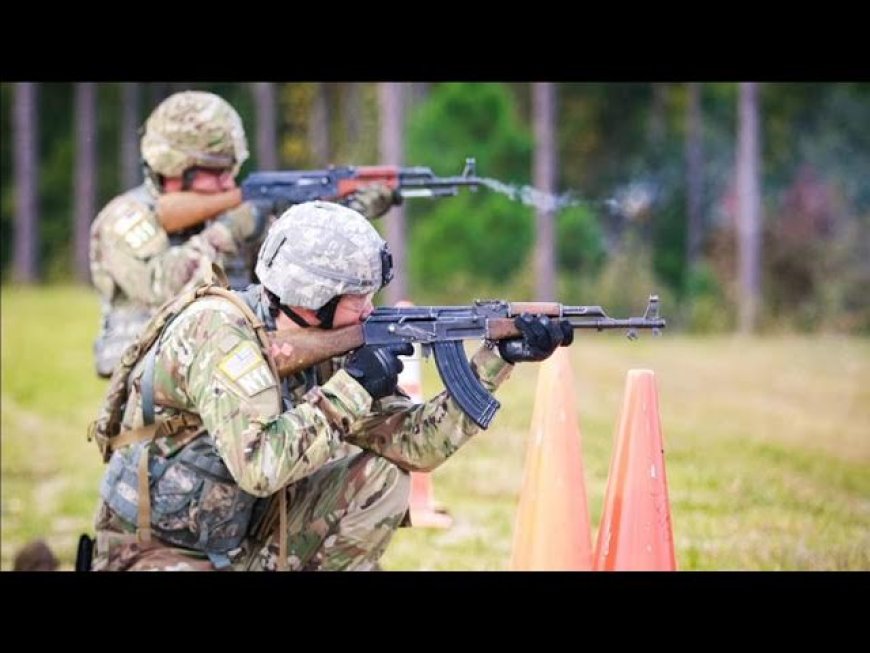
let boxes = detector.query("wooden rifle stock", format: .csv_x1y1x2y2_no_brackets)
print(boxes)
266,325,365,378
156,189,243,233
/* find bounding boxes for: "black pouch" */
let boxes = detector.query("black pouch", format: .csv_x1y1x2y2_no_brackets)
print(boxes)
100,437,259,558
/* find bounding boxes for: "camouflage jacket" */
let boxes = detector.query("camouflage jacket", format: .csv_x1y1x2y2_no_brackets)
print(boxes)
89,182,395,314
93,288,514,570
89,183,245,315
89,183,260,377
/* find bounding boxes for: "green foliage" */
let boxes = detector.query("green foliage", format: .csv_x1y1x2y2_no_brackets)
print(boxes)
558,83,652,194
407,83,532,182
409,193,534,291
582,232,676,322
405,83,533,299
556,203,606,275
684,262,735,332
651,186,688,294
2,82,869,333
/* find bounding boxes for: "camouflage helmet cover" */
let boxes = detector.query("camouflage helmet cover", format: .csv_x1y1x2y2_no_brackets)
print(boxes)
255,201,392,310
141,91,249,178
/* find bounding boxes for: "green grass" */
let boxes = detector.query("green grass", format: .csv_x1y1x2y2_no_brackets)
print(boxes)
2,285,868,570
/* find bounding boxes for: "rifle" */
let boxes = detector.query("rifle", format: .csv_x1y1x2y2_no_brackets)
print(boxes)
266,294,665,429
157,158,482,234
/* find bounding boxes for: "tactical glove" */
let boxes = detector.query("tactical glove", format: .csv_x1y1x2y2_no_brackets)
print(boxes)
345,343,415,400
497,314,574,364
343,183,402,220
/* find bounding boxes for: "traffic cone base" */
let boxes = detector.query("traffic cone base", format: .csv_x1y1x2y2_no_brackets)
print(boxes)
509,347,593,570
593,369,676,571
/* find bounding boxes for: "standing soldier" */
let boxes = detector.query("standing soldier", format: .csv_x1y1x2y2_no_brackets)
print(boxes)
89,90,398,378
89,90,263,378
88,201,571,571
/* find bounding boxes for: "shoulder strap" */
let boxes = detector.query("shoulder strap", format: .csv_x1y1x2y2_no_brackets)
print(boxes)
198,285,283,414
89,265,231,462
141,345,158,426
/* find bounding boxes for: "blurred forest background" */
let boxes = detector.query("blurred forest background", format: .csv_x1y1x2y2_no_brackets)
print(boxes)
1,82,869,571
2,82,869,333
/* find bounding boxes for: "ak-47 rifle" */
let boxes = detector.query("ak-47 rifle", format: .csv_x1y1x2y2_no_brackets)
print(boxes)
265,294,665,429
159,158,482,289
158,158,481,233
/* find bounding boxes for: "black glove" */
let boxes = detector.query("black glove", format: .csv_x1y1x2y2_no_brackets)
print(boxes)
345,343,414,399
497,314,574,364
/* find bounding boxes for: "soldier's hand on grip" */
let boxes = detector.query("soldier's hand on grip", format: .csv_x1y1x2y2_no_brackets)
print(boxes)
218,202,268,243
345,343,414,400
497,314,573,364
345,183,402,220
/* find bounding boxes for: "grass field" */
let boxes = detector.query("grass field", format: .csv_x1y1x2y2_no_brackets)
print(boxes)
2,285,868,570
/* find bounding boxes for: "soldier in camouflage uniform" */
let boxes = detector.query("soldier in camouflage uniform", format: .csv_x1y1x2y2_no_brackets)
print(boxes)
89,90,399,379
91,201,572,571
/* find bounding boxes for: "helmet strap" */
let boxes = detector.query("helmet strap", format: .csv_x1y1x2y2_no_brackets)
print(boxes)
314,296,341,330
281,306,315,330
142,161,164,192
265,288,317,330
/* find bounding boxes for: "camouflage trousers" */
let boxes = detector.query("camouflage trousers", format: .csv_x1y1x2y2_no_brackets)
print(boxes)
95,449,410,571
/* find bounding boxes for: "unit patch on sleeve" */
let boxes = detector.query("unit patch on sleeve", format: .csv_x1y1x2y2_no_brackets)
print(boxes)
113,206,159,250
217,340,276,396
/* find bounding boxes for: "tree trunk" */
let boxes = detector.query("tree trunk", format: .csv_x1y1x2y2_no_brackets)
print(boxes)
409,83,430,108
533,82,557,300
342,83,362,149
736,82,762,333
310,83,331,166
13,82,39,283
74,82,98,283
649,83,668,150
251,82,278,169
379,82,407,303
685,82,704,271
120,82,141,188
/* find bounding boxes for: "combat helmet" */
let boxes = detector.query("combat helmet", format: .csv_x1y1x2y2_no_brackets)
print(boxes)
141,90,249,180
255,201,393,310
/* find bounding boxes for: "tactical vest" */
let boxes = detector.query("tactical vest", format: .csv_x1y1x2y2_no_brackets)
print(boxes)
88,264,286,569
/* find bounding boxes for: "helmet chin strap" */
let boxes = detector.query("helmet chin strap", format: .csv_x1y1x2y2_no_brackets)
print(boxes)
142,161,164,192
280,305,316,329
265,289,340,330
313,296,341,330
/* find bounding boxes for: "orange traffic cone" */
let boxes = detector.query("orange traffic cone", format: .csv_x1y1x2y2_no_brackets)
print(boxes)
509,347,593,570
593,369,676,570
396,300,453,530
